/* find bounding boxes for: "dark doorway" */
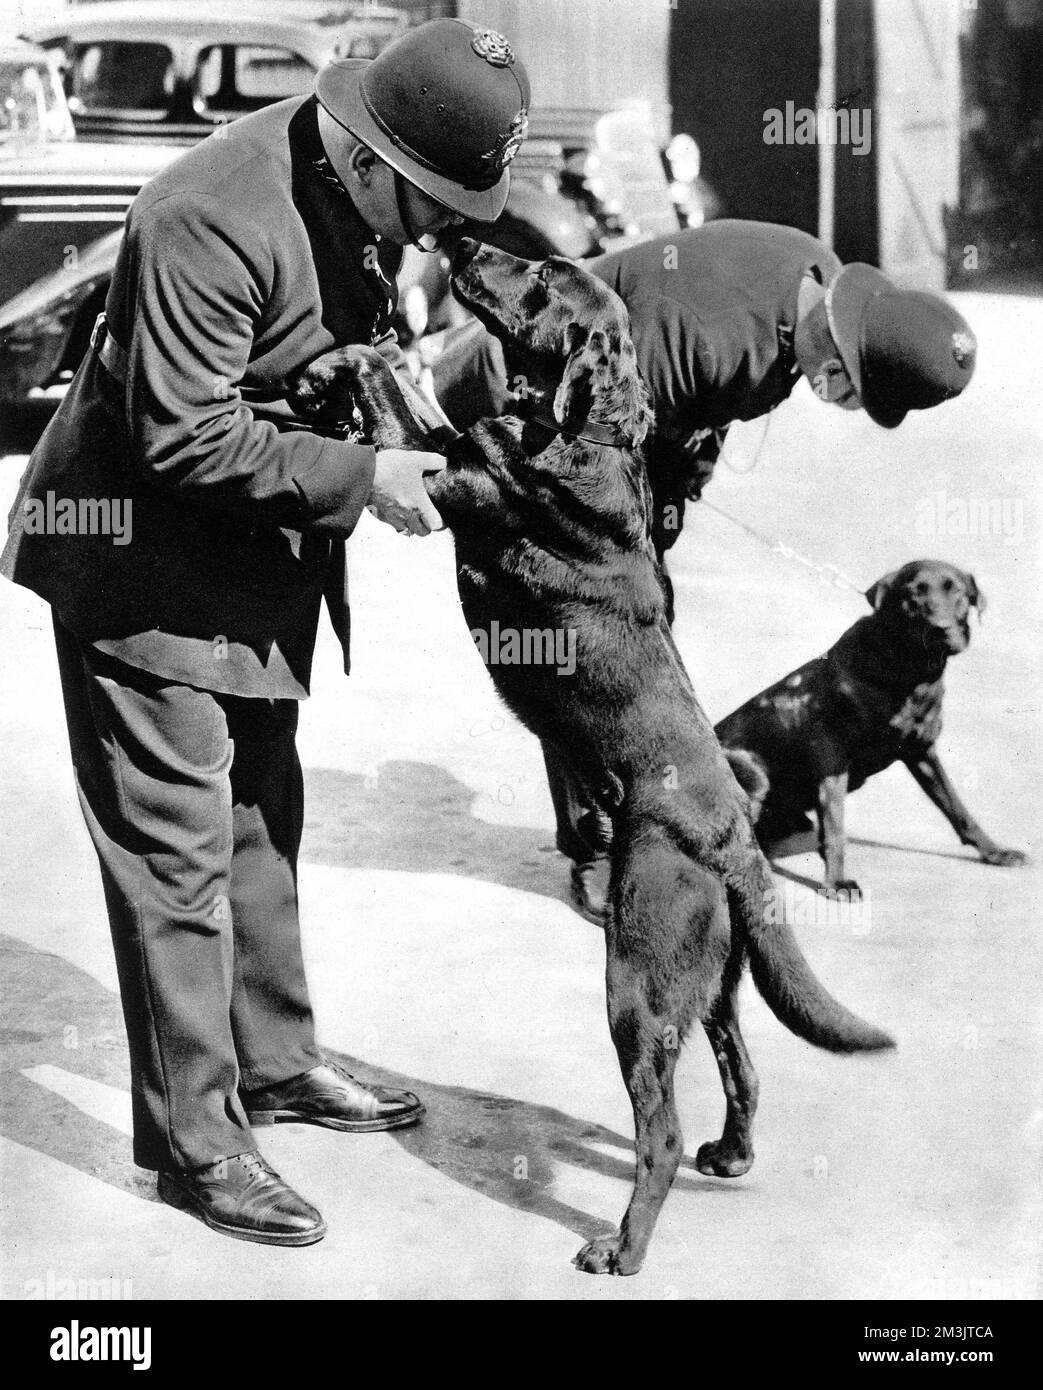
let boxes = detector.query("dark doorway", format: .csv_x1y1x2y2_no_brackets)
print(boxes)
833,0,879,265
670,0,821,234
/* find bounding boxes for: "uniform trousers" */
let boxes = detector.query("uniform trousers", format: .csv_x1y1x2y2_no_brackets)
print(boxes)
52,614,321,1171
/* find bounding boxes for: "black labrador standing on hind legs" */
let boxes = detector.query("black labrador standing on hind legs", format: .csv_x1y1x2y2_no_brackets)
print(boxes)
289,238,893,1276
717,560,1029,898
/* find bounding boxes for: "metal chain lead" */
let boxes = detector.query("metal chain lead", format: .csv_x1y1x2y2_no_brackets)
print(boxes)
700,498,868,596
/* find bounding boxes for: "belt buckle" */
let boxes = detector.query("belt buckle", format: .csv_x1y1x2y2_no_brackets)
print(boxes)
89,312,106,351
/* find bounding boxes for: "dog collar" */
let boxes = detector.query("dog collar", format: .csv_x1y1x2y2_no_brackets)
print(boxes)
516,399,631,449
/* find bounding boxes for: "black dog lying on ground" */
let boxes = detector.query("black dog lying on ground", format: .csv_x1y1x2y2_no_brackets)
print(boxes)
717,560,1028,898
289,239,892,1276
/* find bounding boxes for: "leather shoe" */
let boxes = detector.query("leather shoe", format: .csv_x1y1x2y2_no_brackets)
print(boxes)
569,859,610,926
244,1061,425,1132
158,1151,326,1246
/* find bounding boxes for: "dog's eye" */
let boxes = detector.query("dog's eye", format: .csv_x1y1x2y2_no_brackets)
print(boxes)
942,578,954,592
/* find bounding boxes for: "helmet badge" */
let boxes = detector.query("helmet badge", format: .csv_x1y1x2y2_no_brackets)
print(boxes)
480,108,528,173
951,330,975,370
471,29,515,67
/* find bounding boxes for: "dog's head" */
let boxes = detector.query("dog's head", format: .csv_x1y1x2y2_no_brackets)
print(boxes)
865,560,985,655
450,237,653,449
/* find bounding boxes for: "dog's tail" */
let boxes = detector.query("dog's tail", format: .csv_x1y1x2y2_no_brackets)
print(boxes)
727,858,894,1054
722,748,769,823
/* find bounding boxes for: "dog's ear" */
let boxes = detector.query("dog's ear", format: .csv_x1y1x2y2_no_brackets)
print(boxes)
963,570,987,620
553,325,609,427
612,335,654,448
553,325,654,446
865,569,899,611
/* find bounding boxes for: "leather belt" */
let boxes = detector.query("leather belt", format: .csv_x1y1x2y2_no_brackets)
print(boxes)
90,312,128,386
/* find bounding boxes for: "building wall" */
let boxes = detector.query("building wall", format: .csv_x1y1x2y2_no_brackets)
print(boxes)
873,0,962,288
457,0,672,140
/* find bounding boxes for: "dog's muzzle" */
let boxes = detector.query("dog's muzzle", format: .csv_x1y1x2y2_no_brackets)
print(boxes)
922,620,969,654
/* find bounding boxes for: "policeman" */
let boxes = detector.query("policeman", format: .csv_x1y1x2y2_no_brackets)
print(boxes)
432,220,978,921
2,19,530,1246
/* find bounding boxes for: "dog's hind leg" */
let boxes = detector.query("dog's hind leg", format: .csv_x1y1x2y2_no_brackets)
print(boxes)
574,958,684,1276
696,957,758,1178
575,844,728,1275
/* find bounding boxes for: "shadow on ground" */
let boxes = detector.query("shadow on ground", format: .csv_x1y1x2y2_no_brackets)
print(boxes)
0,936,713,1246
764,828,984,892
847,836,988,864
301,760,567,904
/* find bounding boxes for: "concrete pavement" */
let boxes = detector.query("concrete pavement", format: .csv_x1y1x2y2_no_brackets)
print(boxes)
1,292,1040,1300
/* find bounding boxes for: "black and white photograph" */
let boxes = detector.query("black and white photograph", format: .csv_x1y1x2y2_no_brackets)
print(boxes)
0,0,1039,1333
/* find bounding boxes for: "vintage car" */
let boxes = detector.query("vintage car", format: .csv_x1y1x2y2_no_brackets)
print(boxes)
0,4,410,405
28,1,409,143
0,31,182,406
1,4,681,407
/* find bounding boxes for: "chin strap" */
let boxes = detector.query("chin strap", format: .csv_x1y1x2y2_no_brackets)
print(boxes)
393,170,441,254
515,396,632,449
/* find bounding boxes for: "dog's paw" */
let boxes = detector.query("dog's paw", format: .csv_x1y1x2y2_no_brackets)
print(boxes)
819,879,862,901
287,346,382,424
696,1140,753,1178
978,846,1029,867
573,1234,641,1276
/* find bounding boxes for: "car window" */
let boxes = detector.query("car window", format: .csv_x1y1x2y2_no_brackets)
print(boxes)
67,42,175,118
0,57,73,144
196,44,315,116
236,46,315,98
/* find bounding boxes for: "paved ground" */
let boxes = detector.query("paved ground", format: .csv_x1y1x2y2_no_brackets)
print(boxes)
1,292,1040,1300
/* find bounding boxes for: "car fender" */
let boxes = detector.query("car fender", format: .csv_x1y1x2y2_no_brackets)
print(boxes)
0,227,121,398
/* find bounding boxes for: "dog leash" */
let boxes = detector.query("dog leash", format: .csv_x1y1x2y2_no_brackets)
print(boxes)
696,409,868,596
699,497,869,597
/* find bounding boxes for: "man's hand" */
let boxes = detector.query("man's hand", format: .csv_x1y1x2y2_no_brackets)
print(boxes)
368,449,446,536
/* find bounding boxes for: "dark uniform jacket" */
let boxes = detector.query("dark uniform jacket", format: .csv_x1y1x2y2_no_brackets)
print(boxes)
2,95,407,698
592,220,841,437
595,221,842,542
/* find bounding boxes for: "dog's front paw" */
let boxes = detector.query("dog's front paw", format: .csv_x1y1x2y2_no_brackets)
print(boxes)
978,845,1029,867
287,345,382,423
819,879,862,901
696,1139,753,1178
573,1233,641,1276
